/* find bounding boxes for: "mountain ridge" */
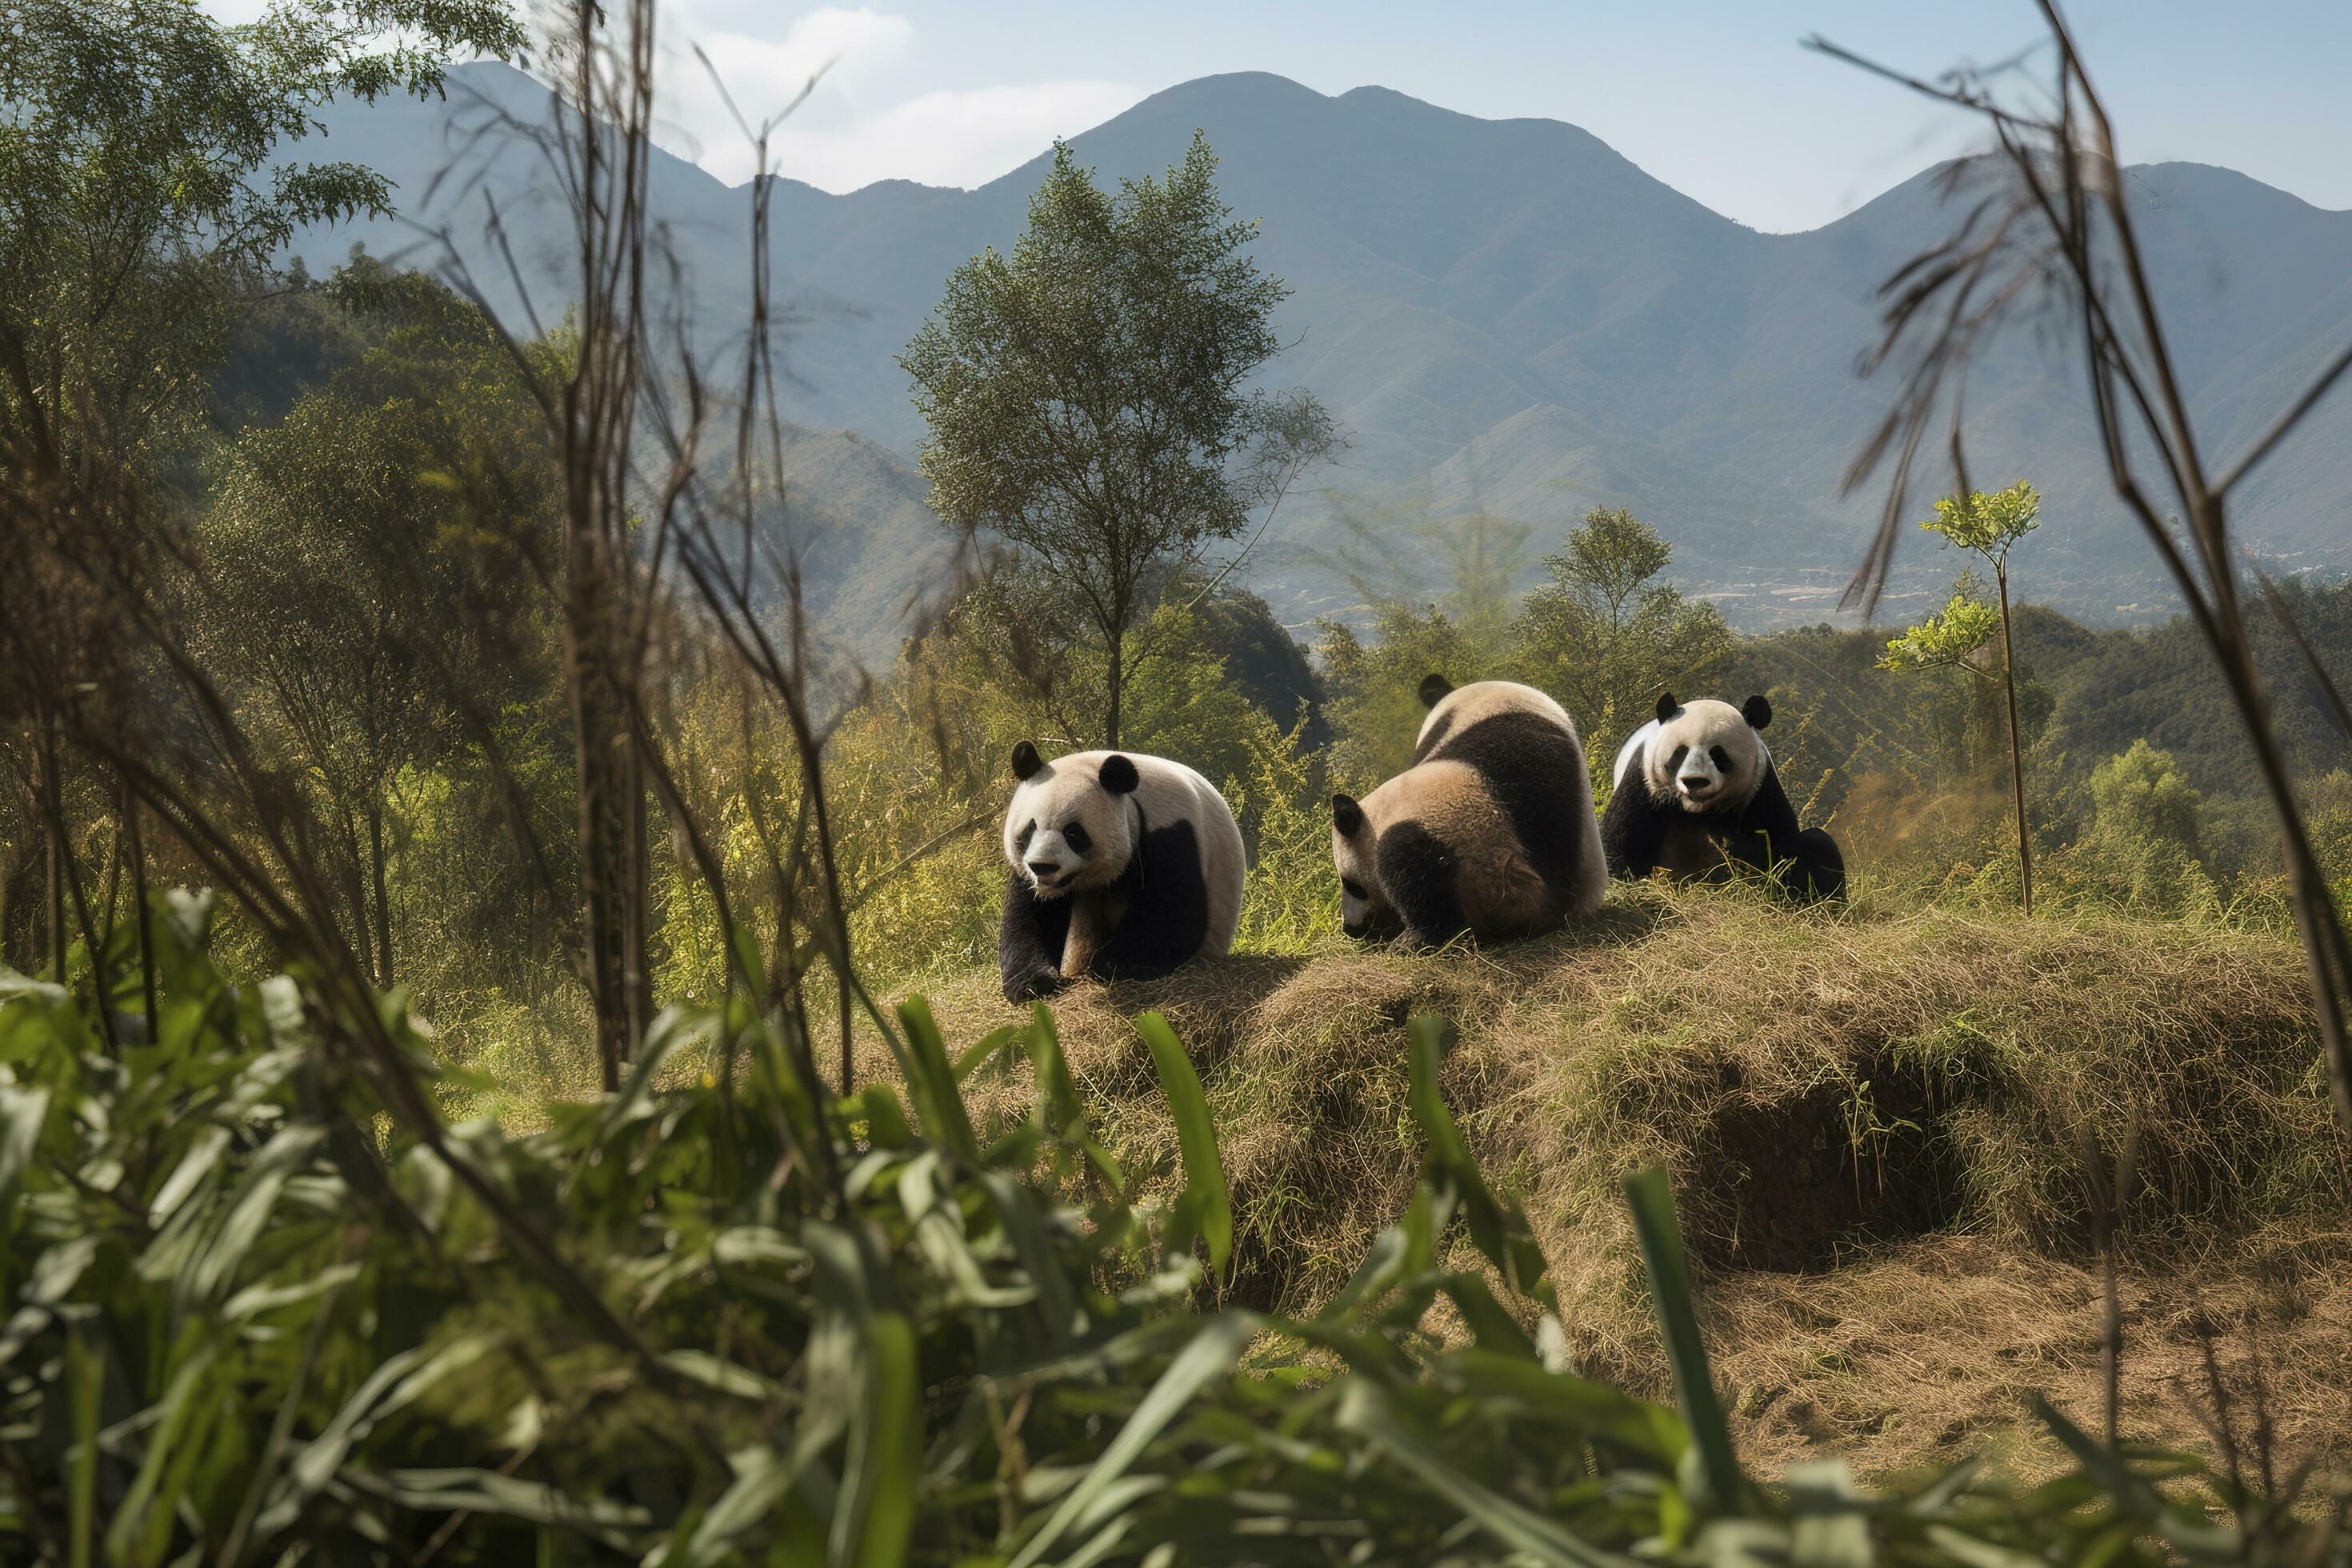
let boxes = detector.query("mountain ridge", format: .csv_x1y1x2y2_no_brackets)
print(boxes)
283,62,2352,645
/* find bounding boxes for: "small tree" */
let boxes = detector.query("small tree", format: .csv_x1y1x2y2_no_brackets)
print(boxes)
1893,482,2042,912
2078,742,2218,915
1514,505,1732,759
901,134,1328,748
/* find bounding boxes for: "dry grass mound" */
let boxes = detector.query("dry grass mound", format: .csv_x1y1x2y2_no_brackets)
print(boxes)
878,883,2350,1478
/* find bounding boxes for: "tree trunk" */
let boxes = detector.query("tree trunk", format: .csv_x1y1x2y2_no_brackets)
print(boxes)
367,800,394,990
567,523,646,1092
1995,562,2034,916
122,778,158,1045
1104,630,1123,751
46,810,65,983
336,799,378,989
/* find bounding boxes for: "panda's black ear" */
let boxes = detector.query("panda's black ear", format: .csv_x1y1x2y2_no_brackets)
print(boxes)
1418,673,1453,709
1011,740,1045,780
1742,694,1774,731
1655,692,1680,724
1098,754,1140,795
1332,793,1366,837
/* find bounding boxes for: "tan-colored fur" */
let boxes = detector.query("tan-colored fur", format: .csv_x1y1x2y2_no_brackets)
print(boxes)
1342,762,1555,936
1061,884,1133,978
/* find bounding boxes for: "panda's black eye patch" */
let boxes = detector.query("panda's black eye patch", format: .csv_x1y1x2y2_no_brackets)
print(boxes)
1340,877,1366,899
1665,744,1689,774
1062,823,1092,854
1014,821,1035,852
1710,746,1734,773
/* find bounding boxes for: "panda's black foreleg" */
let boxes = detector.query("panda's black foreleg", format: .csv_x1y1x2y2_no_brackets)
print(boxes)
1599,769,1666,880
1742,767,1845,903
1781,827,1847,903
1090,820,1210,983
1375,822,1470,947
998,868,1074,1002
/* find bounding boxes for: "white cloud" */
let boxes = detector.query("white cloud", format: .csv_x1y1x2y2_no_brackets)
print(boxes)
194,0,1138,196
770,79,1144,192
648,6,914,182
646,5,1138,191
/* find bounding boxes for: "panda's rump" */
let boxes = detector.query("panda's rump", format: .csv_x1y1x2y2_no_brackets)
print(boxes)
1374,761,1559,940
1428,709,1602,912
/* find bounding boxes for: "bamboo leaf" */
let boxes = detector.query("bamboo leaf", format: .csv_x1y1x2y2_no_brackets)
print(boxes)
1007,1311,1258,1568
852,1310,922,1568
66,1326,100,1568
1134,1011,1230,1282
895,997,980,1162
0,1085,51,1197
1623,1166,1742,1514
1406,1015,1553,1307
1332,1378,1640,1568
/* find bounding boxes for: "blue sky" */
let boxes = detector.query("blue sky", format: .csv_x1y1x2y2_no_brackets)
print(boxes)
207,0,2352,230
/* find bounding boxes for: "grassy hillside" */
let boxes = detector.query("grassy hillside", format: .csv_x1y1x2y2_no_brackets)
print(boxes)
876,883,2349,1479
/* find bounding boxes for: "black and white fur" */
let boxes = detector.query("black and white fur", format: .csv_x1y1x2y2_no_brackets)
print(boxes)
1601,693,1846,902
998,742,1246,1002
1330,676,1606,946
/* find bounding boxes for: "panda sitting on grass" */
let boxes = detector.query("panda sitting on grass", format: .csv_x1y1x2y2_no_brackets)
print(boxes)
997,742,1246,1002
1602,693,1846,902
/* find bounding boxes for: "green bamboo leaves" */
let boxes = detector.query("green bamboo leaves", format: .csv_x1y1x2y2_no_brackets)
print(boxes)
1135,1009,1232,1286
0,931,2301,1563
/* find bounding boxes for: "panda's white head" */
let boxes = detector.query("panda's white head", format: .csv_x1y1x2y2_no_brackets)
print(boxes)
1002,742,1143,898
1644,694,1774,814
1328,790,1401,942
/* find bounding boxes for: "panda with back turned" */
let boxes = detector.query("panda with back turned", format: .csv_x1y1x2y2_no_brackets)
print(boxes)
1330,676,1606,946
1601,692,1846,902
998,742,1246,1002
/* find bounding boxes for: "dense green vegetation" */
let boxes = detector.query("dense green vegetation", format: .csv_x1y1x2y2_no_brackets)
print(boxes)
7,0,2352,1562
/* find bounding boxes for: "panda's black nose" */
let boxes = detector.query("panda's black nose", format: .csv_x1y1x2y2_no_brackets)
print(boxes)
1027,860,1060,878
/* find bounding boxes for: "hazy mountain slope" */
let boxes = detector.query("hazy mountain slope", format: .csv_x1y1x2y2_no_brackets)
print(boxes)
282,63,2352,638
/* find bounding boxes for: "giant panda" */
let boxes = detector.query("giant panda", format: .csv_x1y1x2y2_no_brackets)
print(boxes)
1601,693,1846,902
1329,676,1606,946
997,742,1246,1002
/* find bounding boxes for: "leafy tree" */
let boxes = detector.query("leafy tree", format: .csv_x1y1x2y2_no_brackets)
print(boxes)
1316,606,1497,789
0,0,520,1010
901,134,1332,747
198,266,562,988
2074,742,2218,915
0,0,522,478
1893,482,2043,912
1514,505,1732,761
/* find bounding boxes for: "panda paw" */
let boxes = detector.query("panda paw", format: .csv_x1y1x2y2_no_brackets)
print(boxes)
1003,965,1068,1004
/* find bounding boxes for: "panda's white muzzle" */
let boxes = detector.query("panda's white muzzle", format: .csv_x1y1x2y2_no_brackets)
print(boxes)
1674,754,1724,808
1023,830,1085,894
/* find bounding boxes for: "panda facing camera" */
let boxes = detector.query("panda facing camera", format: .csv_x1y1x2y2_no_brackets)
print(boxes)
997,742,1246,1002
1601,692,1846,902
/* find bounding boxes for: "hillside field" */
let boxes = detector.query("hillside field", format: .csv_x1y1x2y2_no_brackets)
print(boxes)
861,882,2351,1481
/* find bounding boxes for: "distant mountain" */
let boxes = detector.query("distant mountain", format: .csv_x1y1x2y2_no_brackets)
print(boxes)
283,63,2352,644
